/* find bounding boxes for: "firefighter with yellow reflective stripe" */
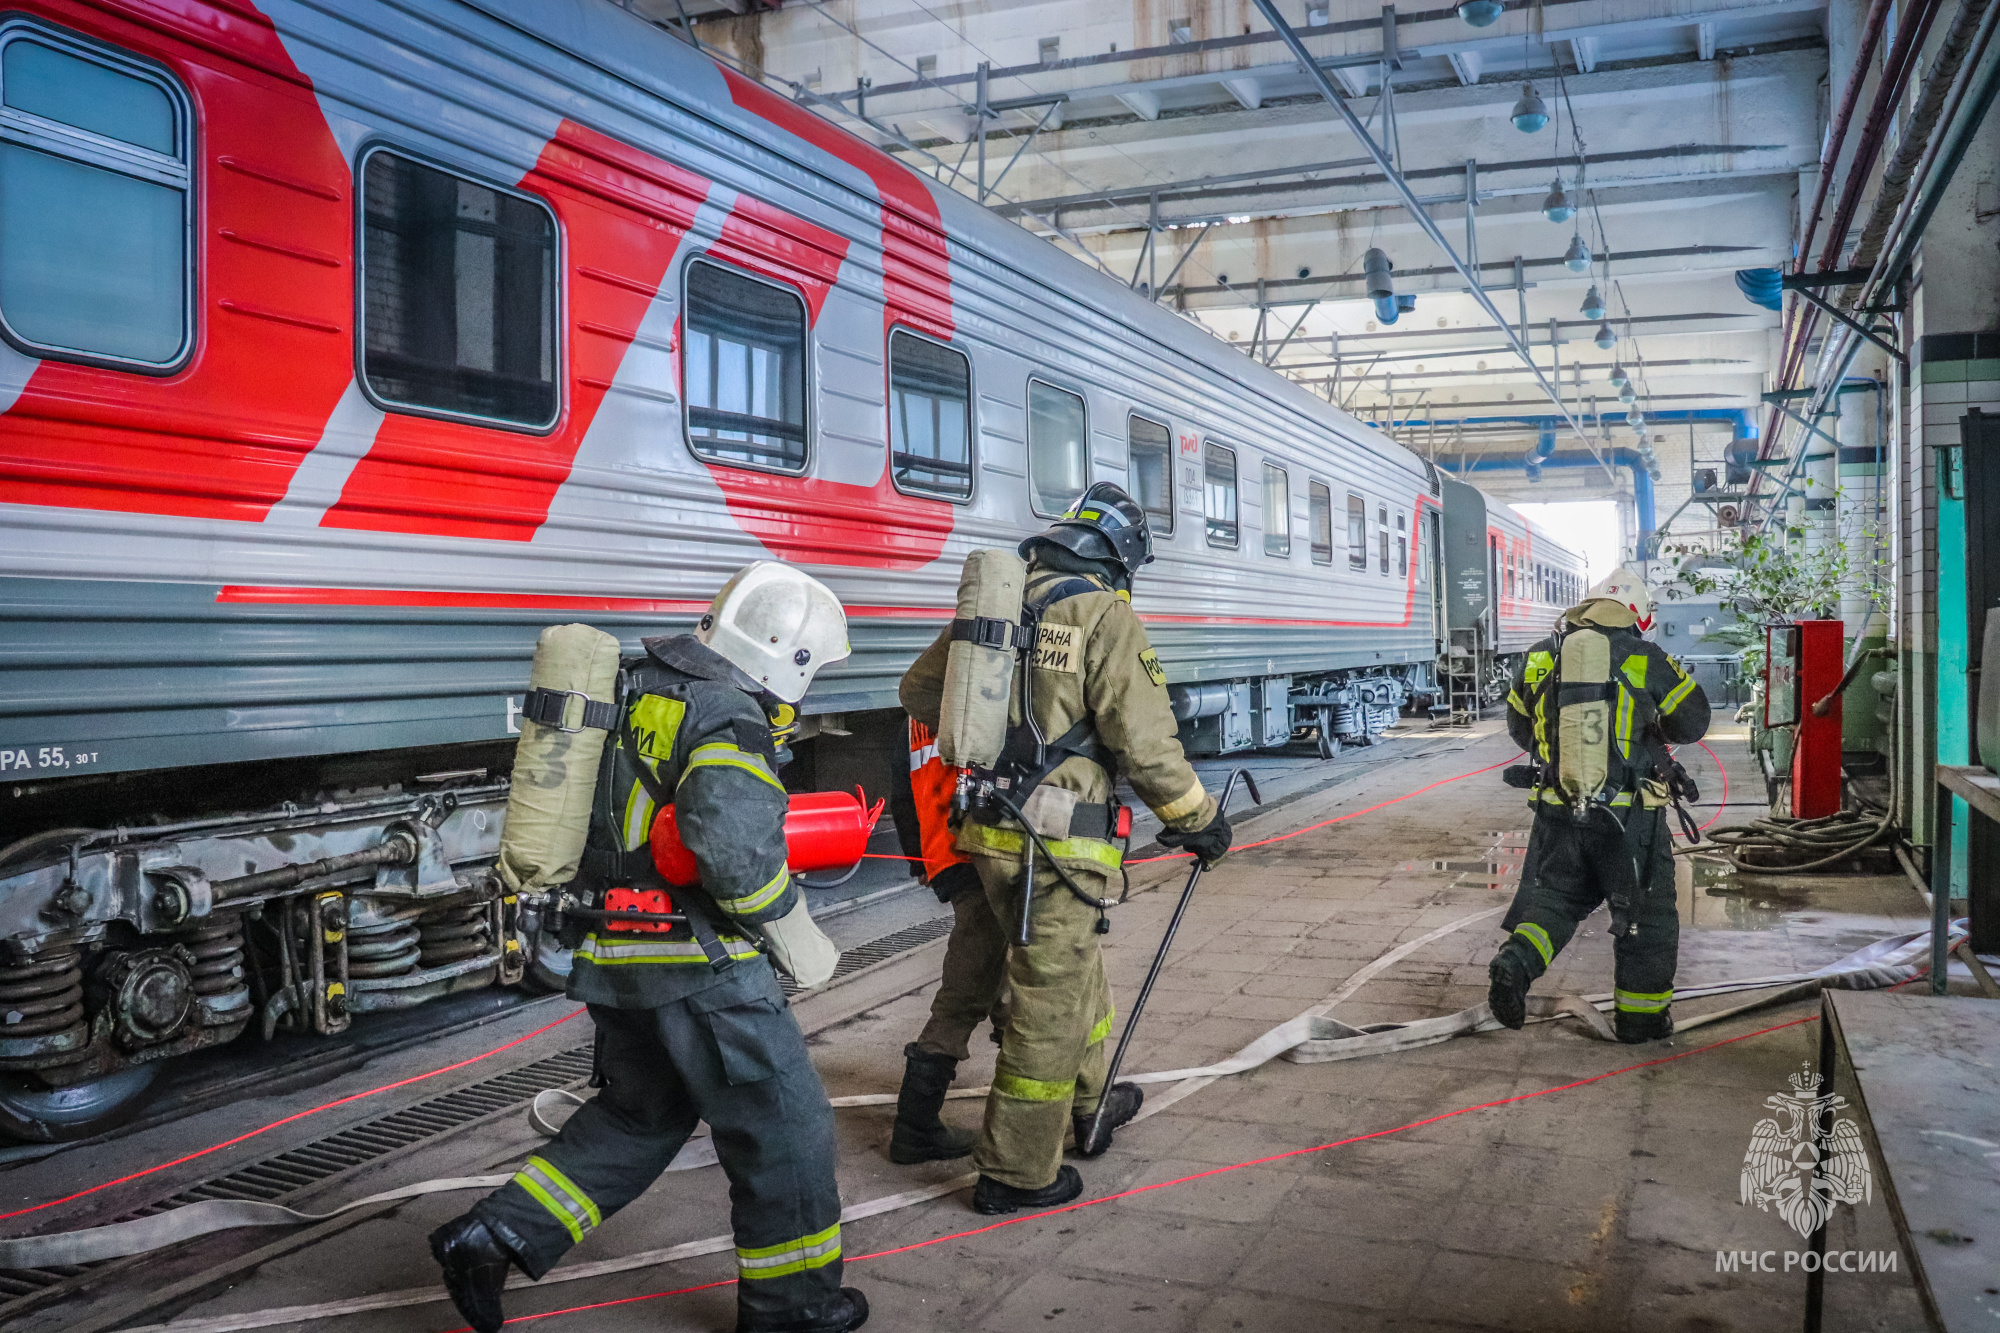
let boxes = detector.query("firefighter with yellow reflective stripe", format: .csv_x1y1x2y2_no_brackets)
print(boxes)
900,483,1230,1214
431,563,868,1333
1486,566,1710,1044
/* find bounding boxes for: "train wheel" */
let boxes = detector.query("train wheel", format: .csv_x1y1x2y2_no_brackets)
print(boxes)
1315,725,1337,760
0,1065,158,1144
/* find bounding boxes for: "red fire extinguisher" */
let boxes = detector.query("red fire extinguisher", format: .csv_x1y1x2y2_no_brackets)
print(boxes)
650,787,885,888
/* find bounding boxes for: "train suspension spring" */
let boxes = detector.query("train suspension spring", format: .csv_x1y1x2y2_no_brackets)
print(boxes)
346,909,422,981
181,915,252,1026
417,902,491,967
0,944,86,1046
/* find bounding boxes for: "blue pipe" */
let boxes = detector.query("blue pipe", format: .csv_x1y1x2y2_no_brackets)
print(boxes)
1376,409,1763,551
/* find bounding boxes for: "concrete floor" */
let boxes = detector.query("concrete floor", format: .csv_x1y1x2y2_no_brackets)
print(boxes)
12,724,1947,1332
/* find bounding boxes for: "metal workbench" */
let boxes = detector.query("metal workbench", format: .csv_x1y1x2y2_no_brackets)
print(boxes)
1806,989,2000,1332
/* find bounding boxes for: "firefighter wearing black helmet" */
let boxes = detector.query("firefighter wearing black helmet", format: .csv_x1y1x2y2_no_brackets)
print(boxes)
898,482,1230,1214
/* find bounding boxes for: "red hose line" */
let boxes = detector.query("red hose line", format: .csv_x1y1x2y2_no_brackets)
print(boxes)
1695,738,1730,835
457,1012,1821,1331
1,1007,585,1223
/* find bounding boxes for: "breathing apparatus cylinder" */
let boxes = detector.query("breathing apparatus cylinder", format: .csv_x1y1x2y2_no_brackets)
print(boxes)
649,789,886,887
936,548,1028,769
495,623,623,896
1555,629,1612,810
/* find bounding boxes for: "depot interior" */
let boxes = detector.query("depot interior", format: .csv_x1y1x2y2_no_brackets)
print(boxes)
5,0,2000,1330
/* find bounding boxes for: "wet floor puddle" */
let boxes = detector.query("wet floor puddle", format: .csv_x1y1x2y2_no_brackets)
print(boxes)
1398,831,1531,891
1680,855,1846,931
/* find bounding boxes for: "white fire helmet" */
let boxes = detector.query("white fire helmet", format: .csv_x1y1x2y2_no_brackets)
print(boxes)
697,562,851,702
1576,565,1655,632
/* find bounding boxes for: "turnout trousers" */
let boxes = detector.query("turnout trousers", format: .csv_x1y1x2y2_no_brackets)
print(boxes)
471,963,845,1325
912,889,1012,1061
967,853,1115,1190
1496,805,1680,1034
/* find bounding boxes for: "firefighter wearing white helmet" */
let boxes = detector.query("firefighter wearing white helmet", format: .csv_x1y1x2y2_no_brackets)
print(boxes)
1485,565,1709,1044
432,561,868,1333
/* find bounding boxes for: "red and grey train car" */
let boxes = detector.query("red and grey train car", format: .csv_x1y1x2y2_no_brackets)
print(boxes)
0,0,1581,1136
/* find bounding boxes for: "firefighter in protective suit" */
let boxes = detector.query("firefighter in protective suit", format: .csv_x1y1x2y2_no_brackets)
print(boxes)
887,719,1007,1165
900,482,1231,1214
430,563,867,1333
1486,567,1711,1044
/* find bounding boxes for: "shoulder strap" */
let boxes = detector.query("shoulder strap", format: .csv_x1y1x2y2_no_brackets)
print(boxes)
615,705,738,972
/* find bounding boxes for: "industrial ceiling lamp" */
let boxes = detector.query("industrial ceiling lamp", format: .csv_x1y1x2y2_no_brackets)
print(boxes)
1541,176,1573,222
1562,232,1591,272
1619,382,1637,403
1580,284,1606,320
1627,404,1646,430
1593,321,1616,349
1510,83,1549,132
1609,362,1629,386
1458,0,1504,25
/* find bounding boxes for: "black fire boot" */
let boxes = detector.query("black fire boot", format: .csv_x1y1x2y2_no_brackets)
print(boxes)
972,1165,1084,1216
1487,951,1532,1031
429,1214,517,1333
1615,1008,1674,1044
1072,1081,1143,1158
889,1044,976,1164
737,1286,870,1332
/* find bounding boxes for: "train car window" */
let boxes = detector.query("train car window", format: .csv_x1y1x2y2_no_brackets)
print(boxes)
1128,414,1173,534
1027,379,1088,516
888,329,972,499
1262,463,1290,557
1308,481,1333,564
1203,441,1238,548
1377,504,1390,577
682,257,808,470
1396,513,1408,577
1347,493,1366,570
362,150,558,430
0,25,191,369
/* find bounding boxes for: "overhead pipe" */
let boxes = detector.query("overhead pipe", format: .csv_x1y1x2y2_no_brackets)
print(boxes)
1376,409,1762,554
1759,0,1999,522
1770,0,1957,446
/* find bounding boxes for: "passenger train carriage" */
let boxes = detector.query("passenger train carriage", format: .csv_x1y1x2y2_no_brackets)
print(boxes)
0,0,1582,1137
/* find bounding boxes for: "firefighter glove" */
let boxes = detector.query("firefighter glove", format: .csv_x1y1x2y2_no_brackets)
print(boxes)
757,896,841,987
1159,809,1232,867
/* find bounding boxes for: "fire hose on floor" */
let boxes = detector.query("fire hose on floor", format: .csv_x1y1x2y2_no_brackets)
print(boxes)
1681,805,1898,874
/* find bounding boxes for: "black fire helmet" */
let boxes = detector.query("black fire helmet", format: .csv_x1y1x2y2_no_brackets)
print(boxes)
1019,481,1155,578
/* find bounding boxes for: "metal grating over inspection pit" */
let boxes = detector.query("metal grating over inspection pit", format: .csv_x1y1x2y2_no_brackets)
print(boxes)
0,1046,596,1316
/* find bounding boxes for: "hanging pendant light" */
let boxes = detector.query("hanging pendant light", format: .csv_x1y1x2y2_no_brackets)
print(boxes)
1580,284,1606,320
1541,176,1573,222
1457,0,1504,25
1593,321,1616,350
1510,83,1549,133
1619,382,1637,404
1627,405,1646,430
1562,233,1591,272
1609,362,1629,387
